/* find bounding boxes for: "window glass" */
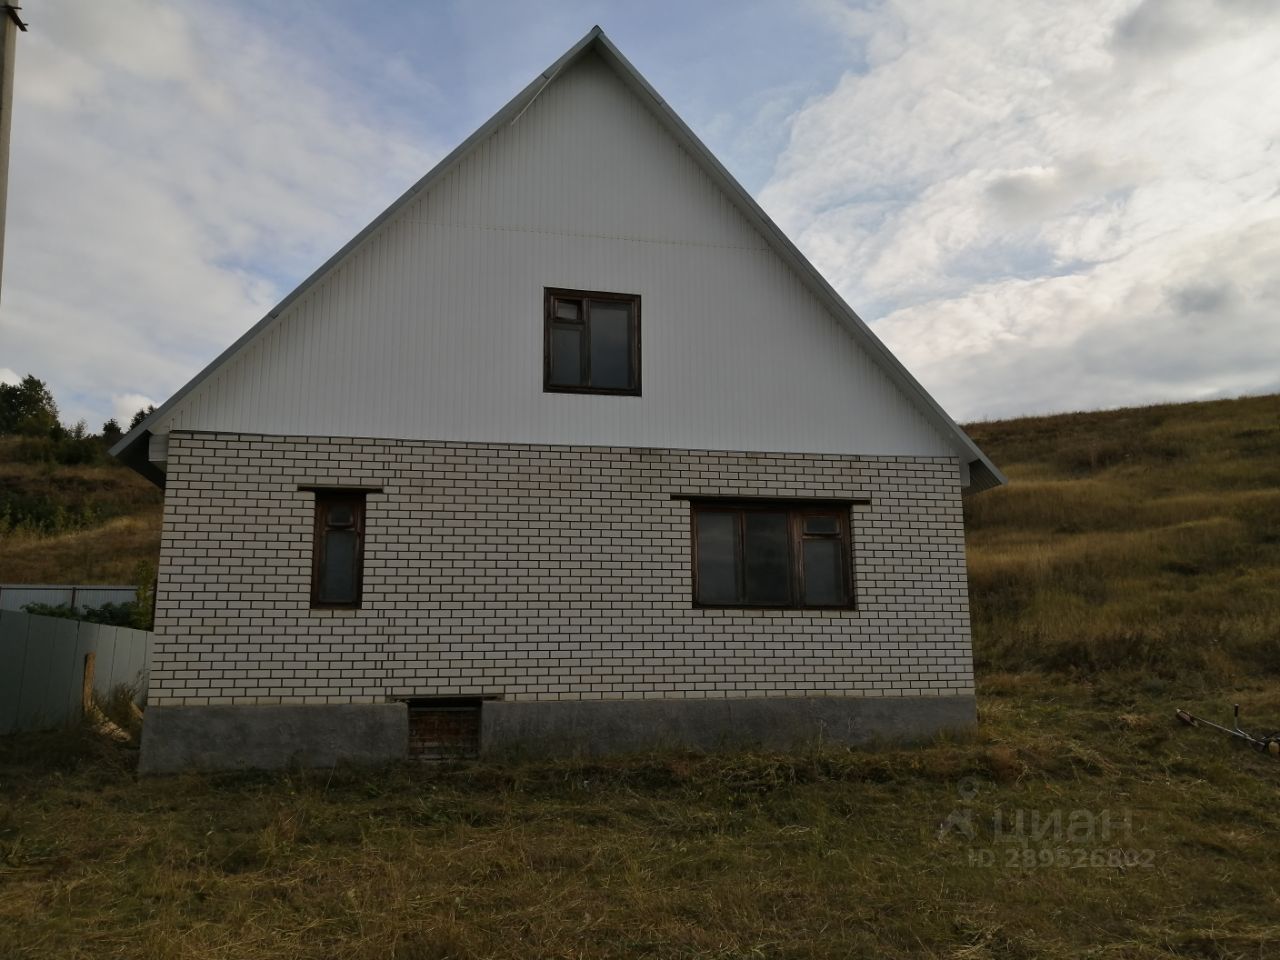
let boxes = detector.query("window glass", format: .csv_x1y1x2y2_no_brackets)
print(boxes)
695,511,738,604
589,301,631,389
743,512,791,604
549,326,583,385
804,515,839,536
321,529,358,604
555,300,580,321
802,539,845,606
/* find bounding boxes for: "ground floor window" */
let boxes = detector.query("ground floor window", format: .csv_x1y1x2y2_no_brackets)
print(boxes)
311,490,366,608
691,501,854,609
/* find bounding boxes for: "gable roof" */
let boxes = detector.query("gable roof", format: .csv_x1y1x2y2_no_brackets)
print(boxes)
112,25,1004,493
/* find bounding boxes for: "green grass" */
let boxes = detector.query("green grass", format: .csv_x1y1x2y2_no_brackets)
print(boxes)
2,392,1280,958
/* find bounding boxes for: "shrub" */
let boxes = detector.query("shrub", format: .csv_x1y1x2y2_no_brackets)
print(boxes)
0,490,101,536
7,434,110,466
21,600,141,627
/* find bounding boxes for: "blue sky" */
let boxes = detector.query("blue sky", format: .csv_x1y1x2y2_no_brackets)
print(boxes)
3,0,1279,428
235,0,855,177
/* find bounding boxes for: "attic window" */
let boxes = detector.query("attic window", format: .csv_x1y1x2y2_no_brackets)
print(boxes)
544,288,641,395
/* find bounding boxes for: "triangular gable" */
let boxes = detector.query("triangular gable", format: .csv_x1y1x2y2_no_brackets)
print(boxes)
113,26,1004,492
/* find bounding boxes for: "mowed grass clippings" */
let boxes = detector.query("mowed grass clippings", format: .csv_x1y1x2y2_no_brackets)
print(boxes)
3,678,1280,960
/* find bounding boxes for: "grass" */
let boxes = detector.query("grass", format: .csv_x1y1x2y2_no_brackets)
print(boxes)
2,675,1279,958
0,437,162,582
965,393,1280,683
2,392,1280,957
0,513,162,584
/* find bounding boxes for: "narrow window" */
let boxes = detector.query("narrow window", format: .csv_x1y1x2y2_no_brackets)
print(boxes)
544,288,640,395
311,491,366,608
691,502,853,609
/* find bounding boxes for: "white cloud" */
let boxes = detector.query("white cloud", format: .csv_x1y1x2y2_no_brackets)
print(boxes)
111,393,157,429
1,0,438,427
0,368,19,387
764,0,1280,419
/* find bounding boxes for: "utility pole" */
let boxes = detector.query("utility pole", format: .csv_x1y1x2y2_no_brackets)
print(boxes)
0,4,27,301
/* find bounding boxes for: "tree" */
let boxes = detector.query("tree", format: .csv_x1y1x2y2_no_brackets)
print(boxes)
0,374,61,436
128,404,156,431
101,418,123,445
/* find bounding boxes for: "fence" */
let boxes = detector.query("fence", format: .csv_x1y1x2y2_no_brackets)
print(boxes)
0,611,151,735
0,583,138,613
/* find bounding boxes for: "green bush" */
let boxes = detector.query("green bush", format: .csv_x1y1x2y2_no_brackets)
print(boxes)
21,600,140,627
8,434,110,465
0,491,100,536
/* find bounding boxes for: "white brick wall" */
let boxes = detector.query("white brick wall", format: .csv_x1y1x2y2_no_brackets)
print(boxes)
150,432,974,706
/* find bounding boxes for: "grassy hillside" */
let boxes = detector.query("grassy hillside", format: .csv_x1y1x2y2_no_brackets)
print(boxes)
965,392,1280,687
0,437,162,583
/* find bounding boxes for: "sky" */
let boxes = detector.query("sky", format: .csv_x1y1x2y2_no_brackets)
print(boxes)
2,0,1278,429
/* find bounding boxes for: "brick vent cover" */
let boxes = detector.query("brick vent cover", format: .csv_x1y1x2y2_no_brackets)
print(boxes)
408,701,481,760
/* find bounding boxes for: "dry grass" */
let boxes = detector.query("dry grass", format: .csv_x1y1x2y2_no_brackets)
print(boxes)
0,437,162,582
965,392,1280,684
2,676,1279,959
0,512,163,583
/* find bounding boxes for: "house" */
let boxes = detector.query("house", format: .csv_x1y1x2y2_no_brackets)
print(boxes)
112,27,1005,772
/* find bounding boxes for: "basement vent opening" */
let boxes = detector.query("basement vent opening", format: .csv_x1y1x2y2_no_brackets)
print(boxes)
407,698,482,761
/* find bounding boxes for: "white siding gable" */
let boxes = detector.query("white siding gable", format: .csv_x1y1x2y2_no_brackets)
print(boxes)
153,50,956,460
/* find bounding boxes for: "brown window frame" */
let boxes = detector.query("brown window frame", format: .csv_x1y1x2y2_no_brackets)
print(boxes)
310,490,367,609
689,500,856,610
543,287,641,396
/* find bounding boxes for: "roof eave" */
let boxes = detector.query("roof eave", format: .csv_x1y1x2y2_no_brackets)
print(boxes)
965,459,1007,495
110,429,166,488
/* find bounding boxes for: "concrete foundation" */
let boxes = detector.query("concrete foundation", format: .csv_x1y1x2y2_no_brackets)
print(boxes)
138,695,976,771
139,703,408,774
479,694,977,758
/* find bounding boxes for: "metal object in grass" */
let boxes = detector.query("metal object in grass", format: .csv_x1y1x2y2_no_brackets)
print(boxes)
1175,703,1280,757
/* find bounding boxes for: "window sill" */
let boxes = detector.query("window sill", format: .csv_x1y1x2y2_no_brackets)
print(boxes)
544,384,642,397
692,603,859,613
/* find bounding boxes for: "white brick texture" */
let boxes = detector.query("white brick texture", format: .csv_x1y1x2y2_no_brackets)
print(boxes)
149,432,975,706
